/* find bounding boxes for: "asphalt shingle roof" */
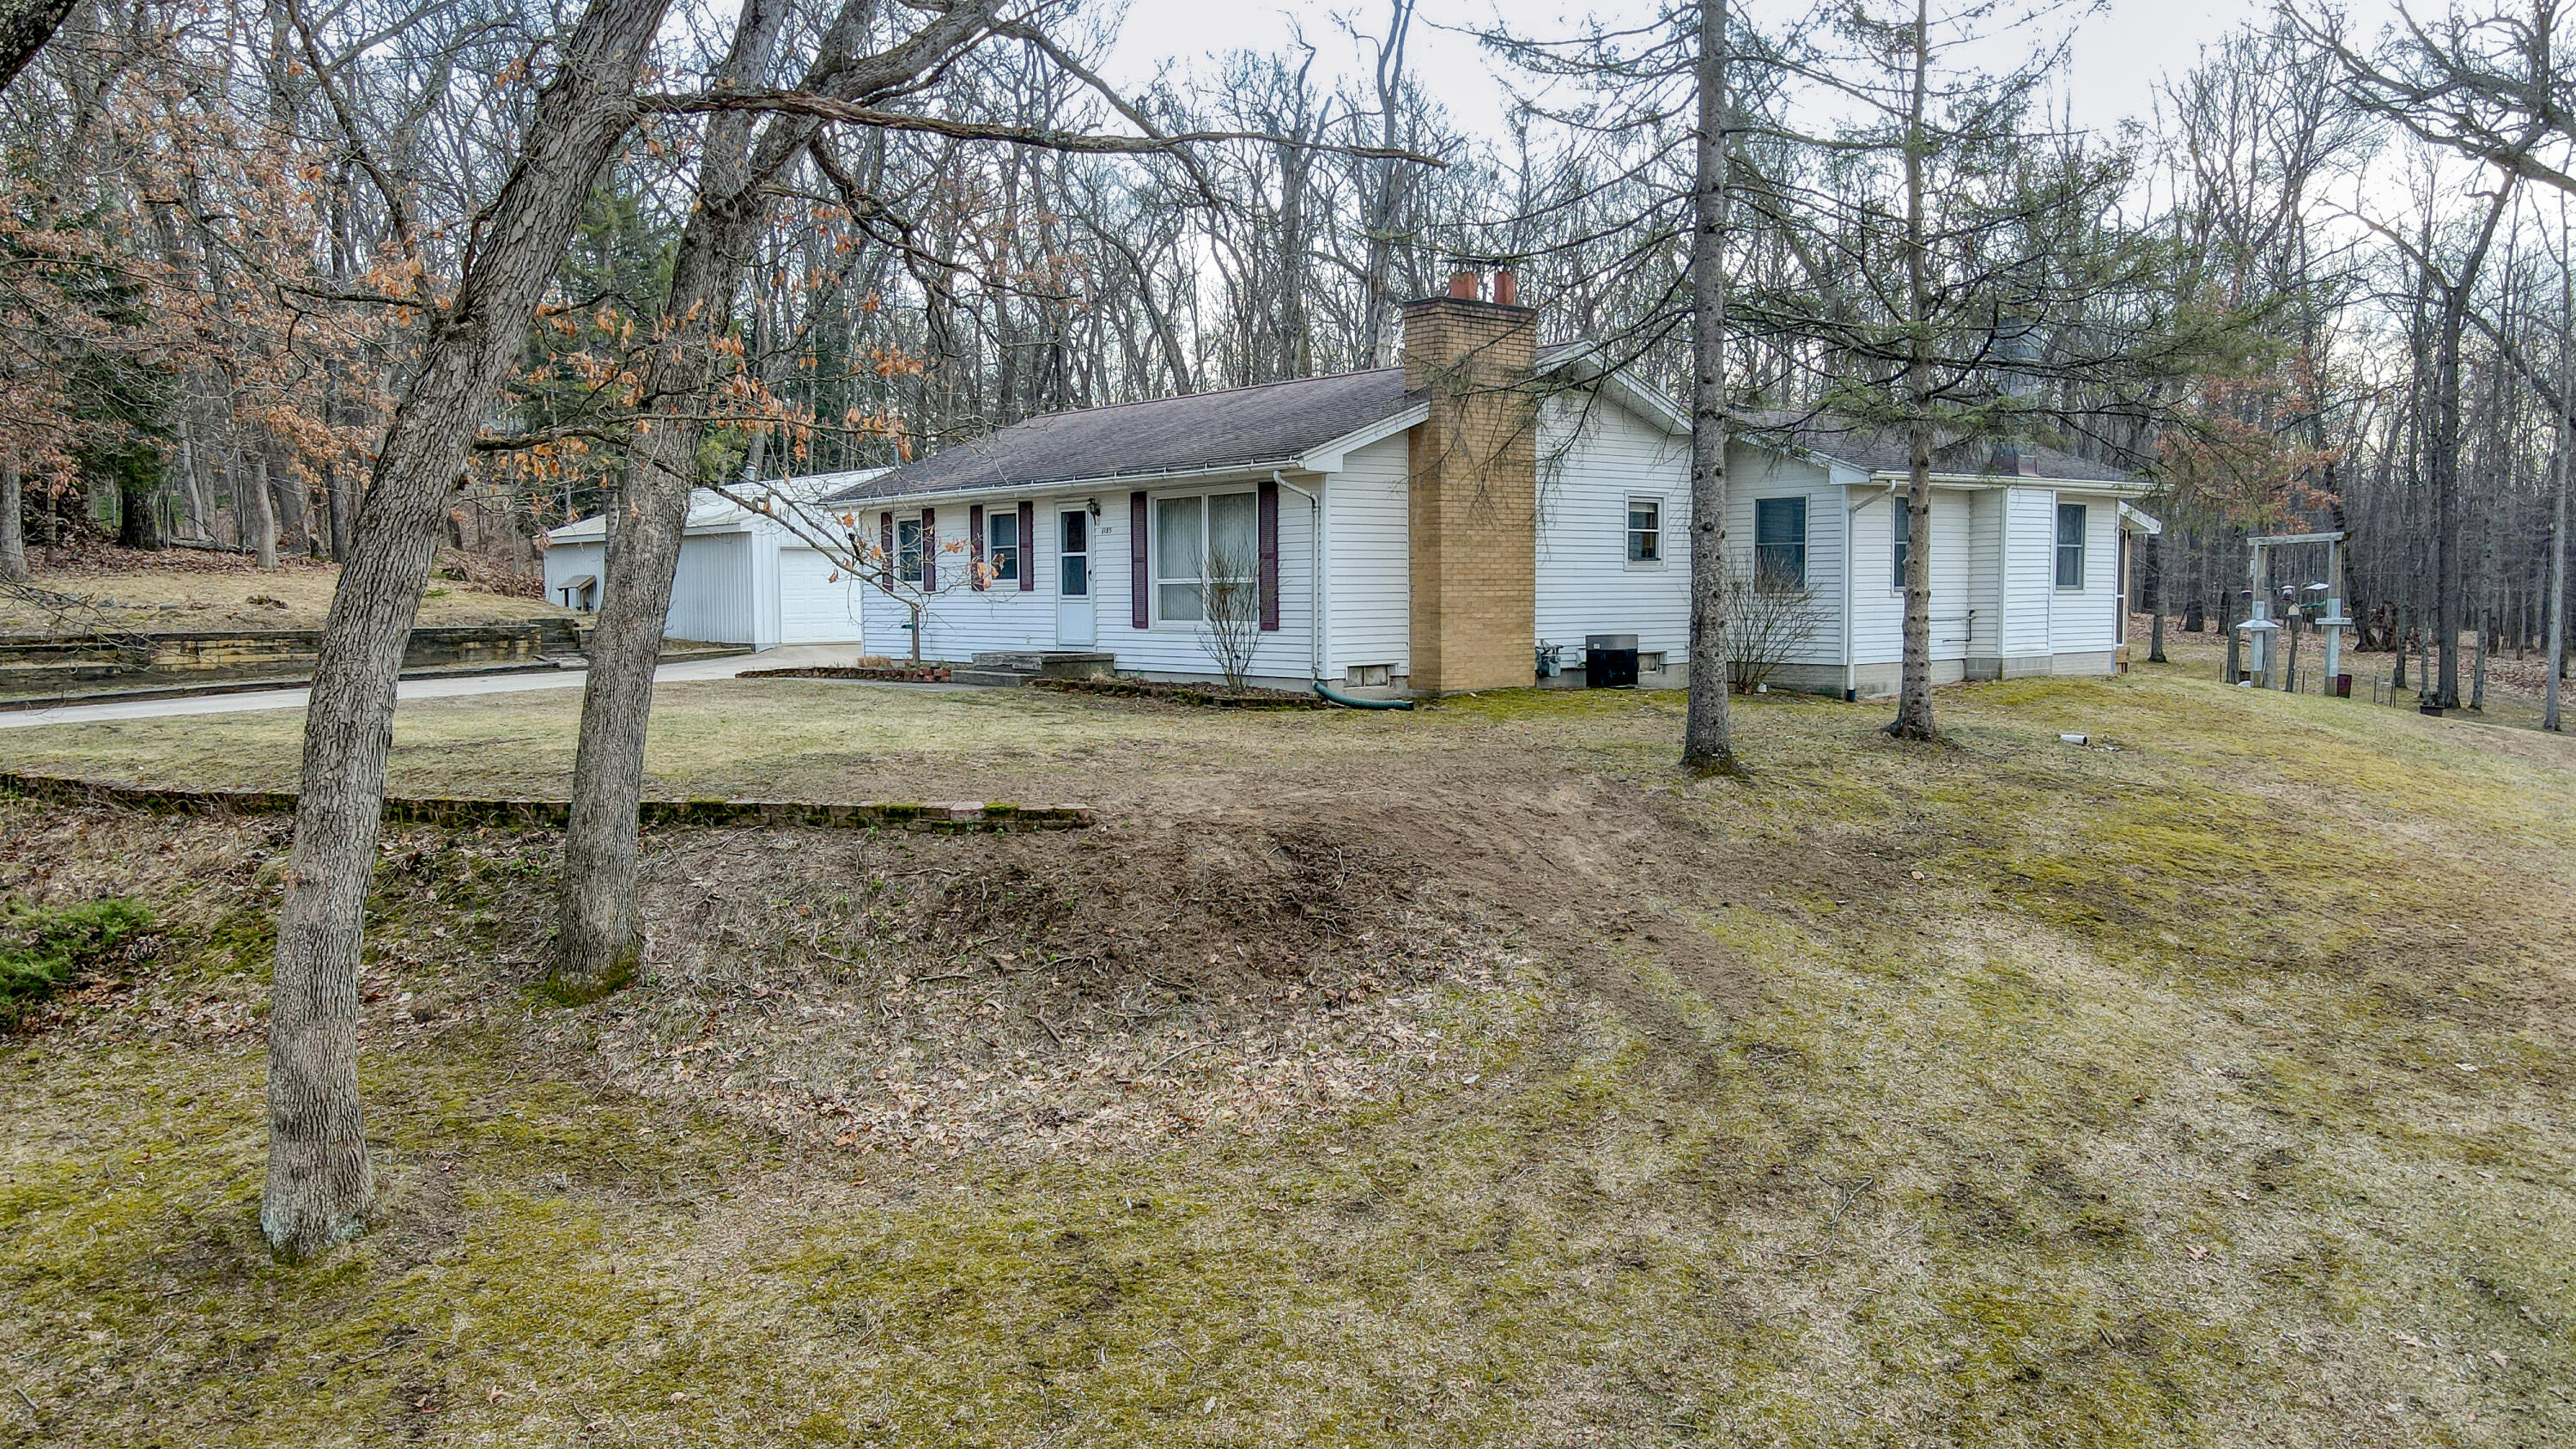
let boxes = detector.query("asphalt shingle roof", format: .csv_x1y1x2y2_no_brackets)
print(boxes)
823,369,1420,503
1738,410,2137,484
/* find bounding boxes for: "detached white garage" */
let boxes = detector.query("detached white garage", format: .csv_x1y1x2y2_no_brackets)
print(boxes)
540,474,884,648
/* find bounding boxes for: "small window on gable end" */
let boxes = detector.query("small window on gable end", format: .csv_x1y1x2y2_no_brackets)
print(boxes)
2056,502,2087,590
1627,498,1662,563
987,508,1020,582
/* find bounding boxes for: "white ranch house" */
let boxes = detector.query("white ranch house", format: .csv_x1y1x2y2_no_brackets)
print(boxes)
545,272,2156,696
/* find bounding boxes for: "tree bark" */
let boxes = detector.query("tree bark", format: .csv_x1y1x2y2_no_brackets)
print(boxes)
555,0,1006,989
261,0,672,1261
117,469,161,551
1680,0,1739,776
2548,402,2569,731
251,455,280,569
1885,0,1938,742
0,460,25,581
556,0,795,995
2146,531,2166,663
0,0,76,94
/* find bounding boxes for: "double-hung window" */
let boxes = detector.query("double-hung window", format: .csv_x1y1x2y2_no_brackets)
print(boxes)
2056,502,2087,590
1626,498,1662,563
1754,496,1807,589
1154,491,1257,622
987,508,1020,583
1891,499,1912,591
895,517,924,584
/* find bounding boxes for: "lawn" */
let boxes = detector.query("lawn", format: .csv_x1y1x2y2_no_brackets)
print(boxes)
0,550,576,636
2,664,2571,1446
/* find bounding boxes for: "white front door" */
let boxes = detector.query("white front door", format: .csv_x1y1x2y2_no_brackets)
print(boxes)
1055,508,1095,647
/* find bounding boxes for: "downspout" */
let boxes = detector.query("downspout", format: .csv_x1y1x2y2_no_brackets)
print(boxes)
1273,470,1325,683
1844,486,1874,701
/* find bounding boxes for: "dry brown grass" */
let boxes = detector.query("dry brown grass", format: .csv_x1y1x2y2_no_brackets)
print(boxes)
0,548,573,636
2,663,2572,1446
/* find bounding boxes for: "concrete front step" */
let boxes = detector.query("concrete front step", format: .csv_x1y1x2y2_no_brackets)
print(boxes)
963,650,1115,683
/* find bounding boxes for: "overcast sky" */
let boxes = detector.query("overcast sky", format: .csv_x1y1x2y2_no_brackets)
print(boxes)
1103,0,2401,142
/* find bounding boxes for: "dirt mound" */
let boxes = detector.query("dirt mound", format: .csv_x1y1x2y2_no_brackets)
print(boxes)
566,815,1518,1163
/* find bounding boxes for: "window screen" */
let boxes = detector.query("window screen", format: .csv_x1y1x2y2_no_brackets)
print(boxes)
1059,510,1088,598
2056,502,2087,589
1754,496,1807,588
987,509,1019,581
1627,499,1661,563
896,518,923,584
1156,496,1204,621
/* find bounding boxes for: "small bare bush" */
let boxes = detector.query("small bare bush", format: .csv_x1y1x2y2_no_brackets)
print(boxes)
1728,561,1829,693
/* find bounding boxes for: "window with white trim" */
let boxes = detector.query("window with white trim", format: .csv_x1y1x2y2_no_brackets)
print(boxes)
1154,491,1256,622
1626,497,1662,563
1754,496,1807,588
2056,502,2087,590
987,508,1020,582
896,517,923,584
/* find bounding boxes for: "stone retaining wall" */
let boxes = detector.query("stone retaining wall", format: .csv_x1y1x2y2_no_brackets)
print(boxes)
0,621,592,693
0,770,1091,831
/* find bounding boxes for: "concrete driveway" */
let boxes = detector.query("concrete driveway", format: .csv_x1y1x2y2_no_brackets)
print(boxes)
0,645,872,731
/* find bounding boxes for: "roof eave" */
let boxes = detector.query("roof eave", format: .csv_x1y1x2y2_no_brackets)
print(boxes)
823,457,1317,511
1863,470,2150,496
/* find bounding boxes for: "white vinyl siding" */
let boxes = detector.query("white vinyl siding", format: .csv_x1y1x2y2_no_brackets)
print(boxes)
665,532,756,645
1534,394,1692,666
1848,487,1973,665
1719,448,1843,664
1323,435,1412,680
863,487,1315,683
2002,486,2057,659
541,541,605,613
2048,491,2123,654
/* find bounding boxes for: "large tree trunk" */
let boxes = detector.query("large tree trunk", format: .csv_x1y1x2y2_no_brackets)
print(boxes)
1680,0,1739,776
2548,401,2569,732
1885,0,1938,743
117,466,162,551
554,0,1005,989
2146,531,2166,663
0,460,25,581
261,0,672,1261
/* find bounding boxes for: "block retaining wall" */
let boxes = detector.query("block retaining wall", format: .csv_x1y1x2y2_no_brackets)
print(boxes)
0,770,1090,831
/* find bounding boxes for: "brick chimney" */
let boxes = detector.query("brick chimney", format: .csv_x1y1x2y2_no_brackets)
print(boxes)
1400,266,1537,693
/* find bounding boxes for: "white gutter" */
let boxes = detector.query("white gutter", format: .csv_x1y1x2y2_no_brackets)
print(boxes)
1273,470,1326,681
819,459,1306,515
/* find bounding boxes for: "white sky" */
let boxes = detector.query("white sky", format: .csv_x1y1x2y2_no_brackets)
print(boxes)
1104,0,2403,143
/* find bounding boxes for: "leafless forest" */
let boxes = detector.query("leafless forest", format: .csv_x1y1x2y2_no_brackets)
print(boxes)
4,0,2571,681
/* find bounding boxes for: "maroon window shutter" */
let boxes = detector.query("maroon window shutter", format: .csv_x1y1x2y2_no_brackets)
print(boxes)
969,504,986,590
1018,501,1036,590
880,512,894,591
1129,491,1150,629
920,506,937,590
1257,479,1281,631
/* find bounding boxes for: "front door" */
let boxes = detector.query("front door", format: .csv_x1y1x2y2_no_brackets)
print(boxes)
1055,508,1095,647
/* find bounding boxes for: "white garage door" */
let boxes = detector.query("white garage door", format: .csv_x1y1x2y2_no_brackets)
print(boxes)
776,548,865,643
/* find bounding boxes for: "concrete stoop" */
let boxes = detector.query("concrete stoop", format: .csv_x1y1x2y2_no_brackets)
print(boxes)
951,651,1117,688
